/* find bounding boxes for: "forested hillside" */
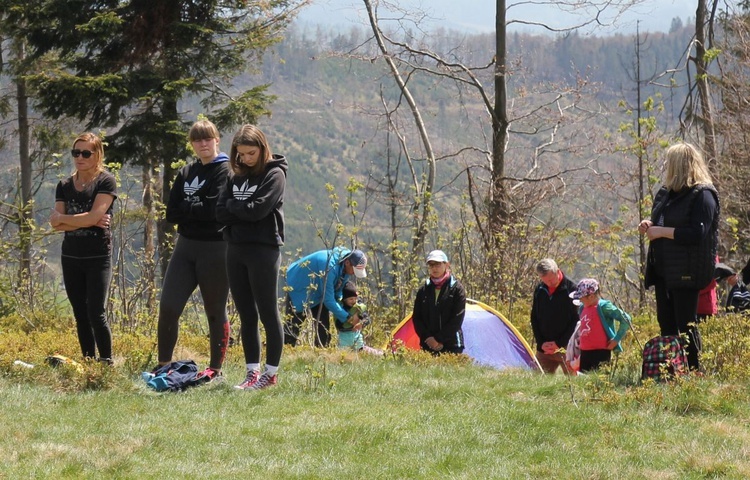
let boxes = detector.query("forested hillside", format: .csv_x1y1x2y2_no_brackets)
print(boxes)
0,19,695,255
238,21,695,254
0,13,704,319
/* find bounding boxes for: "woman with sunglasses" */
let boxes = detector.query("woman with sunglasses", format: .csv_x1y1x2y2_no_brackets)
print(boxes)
50,133,117,363
157,119,231,383
216,124,287,390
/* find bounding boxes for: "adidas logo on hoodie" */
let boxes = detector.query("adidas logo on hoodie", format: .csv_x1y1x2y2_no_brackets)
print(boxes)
183,177,205,197
233,181,257,200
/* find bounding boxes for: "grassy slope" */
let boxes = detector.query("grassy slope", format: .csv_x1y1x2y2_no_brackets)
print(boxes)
2,349,749,479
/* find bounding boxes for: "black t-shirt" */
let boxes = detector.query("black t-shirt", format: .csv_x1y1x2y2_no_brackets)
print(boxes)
55,171,117,258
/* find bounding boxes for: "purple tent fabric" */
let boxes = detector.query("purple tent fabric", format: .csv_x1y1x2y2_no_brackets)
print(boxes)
461,303,541,371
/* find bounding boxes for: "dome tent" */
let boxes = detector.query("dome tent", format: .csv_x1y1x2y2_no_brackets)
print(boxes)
389,299,542,372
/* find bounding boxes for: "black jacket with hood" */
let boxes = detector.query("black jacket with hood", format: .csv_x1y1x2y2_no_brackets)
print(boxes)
166,154,230,241
215,154,287,246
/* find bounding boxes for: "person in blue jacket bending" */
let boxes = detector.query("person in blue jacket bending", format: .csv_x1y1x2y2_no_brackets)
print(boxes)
284,247,367,347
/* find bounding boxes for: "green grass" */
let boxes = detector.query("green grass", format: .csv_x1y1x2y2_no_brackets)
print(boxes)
2,345,750,480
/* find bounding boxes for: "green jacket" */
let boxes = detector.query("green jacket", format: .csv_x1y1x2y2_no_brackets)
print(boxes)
578,299,631,353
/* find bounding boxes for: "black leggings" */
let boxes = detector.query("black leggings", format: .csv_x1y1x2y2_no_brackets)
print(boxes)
61,255,112,360
654,277,702,370
158,236,229,370
284,296,331,348
227,243,283,367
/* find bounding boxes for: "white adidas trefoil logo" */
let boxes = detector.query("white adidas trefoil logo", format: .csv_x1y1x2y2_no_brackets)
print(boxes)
233,181,257,200
184,177,205,197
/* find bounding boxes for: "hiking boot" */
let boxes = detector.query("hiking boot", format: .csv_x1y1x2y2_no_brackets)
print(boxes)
195,367,223,385
249,372,278,390
234,370,261,390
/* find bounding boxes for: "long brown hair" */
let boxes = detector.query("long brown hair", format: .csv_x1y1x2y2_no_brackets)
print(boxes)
229,124,273,176
72,132,105,175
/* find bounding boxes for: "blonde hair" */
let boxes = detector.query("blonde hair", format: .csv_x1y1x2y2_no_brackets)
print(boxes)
72,132,105,175
230,124,273,176
188,119,220,142
664,142,713,191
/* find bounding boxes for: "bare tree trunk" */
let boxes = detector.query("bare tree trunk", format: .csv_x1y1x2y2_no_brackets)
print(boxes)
635,25,647,308
142,161,157,314
157,95,180,278
695,0,718,168
363,0,436,255
489,0,511,241
15,39,32,281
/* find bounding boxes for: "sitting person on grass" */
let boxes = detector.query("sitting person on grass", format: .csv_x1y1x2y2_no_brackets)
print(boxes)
337,283,383,355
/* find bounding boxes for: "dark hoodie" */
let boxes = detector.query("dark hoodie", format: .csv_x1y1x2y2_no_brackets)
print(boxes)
215,154,287,246
166,153,230,241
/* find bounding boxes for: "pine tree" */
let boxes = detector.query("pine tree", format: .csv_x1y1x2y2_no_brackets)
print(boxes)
3,0,305,273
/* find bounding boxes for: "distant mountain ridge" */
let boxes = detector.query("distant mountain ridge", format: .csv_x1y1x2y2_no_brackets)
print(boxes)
296,0,697,35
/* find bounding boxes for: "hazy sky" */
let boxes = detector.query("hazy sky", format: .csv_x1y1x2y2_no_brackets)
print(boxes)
297,0,702,35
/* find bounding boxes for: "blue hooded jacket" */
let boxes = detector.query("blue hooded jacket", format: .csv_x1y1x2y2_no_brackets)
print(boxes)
286,247,356,322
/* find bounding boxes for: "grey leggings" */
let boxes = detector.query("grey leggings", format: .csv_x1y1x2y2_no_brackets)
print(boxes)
226,242,283,367
158,236,229,369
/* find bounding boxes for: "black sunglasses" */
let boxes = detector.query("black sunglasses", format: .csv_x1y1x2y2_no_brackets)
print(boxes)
71,149,94,158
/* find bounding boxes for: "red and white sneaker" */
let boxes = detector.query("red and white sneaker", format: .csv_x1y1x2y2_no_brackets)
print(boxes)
195,367,223,385
249,372,278,390
234,370,261,390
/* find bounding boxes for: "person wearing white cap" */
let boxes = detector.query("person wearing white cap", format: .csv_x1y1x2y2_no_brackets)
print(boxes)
411,250,466,355
284,247,368,347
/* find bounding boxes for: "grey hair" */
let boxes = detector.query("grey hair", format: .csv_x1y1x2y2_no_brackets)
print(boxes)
536,258,559,275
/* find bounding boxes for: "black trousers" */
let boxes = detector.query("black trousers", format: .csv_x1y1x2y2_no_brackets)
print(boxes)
579,349,612,372
61,255,112,360
284,296,331,348
654,276,702,370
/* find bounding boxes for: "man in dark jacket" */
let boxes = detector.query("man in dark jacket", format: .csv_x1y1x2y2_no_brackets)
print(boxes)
412,250,466,355
530,258,579,374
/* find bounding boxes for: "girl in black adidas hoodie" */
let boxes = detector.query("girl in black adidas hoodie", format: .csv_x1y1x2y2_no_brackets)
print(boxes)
157,120,231,382
216,124,287,390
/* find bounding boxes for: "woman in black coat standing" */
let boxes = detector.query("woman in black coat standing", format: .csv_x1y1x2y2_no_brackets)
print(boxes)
638,142,720,371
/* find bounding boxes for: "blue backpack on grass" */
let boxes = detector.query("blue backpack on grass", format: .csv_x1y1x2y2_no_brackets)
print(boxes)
143,360,200,392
